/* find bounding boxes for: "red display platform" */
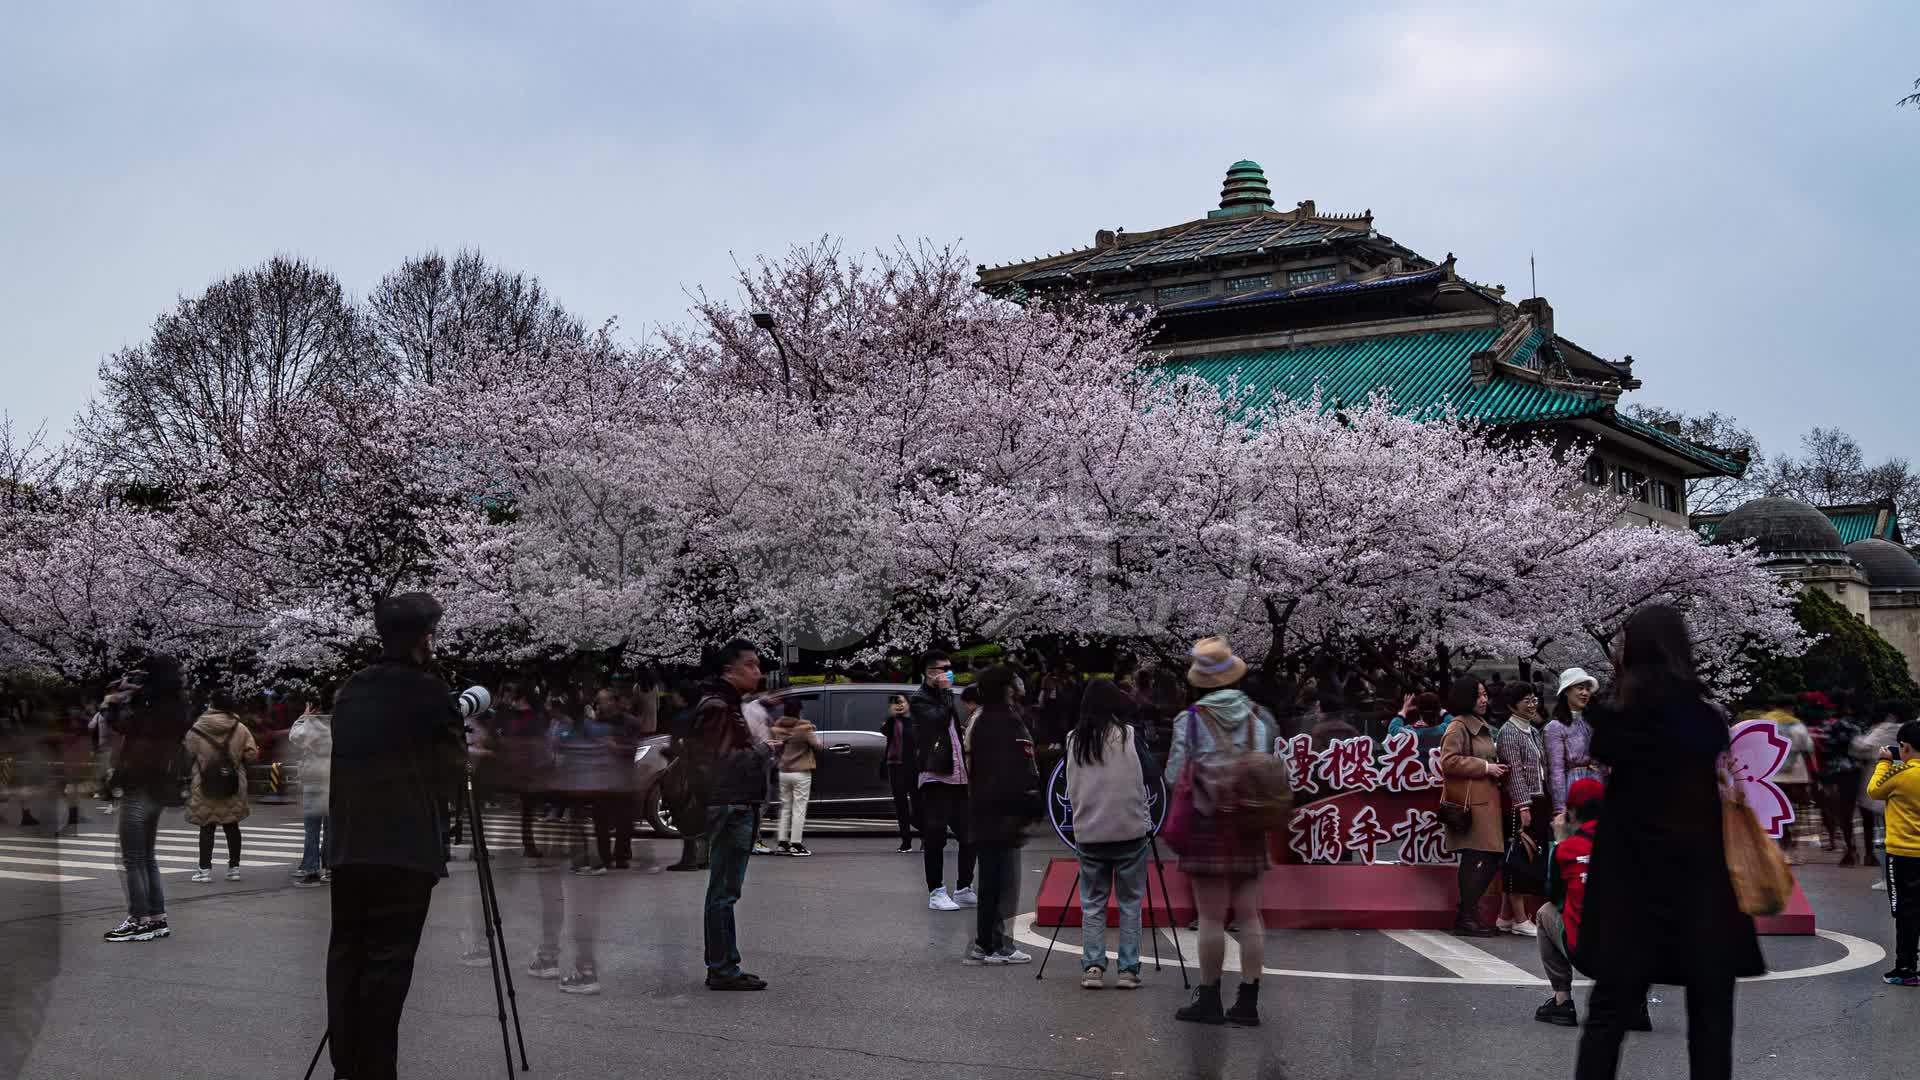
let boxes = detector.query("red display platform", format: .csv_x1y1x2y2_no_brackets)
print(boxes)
1034,857,1815,936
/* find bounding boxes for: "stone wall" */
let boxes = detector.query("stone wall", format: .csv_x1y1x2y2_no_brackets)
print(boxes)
1869,590,1920,685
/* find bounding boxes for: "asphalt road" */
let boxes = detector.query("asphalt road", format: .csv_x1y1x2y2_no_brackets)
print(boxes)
1,802,1911,1080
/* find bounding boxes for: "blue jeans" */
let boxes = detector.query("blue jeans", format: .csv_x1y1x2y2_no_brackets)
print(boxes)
1078,837,1150,974
118,790,166,919
301,790,329,874
703,804,755,977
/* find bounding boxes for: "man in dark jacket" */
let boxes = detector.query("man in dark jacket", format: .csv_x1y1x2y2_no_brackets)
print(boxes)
693,640,773,991
909,651,976,911
325,592,467,1080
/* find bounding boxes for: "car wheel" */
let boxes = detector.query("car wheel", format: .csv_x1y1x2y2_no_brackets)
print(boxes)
644,790,682,839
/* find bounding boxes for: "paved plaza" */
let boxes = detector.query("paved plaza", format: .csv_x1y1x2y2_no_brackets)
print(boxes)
2,803,1911,1080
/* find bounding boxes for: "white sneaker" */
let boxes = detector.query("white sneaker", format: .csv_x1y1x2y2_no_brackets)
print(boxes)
1081,966,1105,989
1495,917,1517,934
1511,920,1540,938
928,887,961,912
951,886,979,907
190,868,211,883
225,867,241,882
527,952,561,979
986,948,1032,965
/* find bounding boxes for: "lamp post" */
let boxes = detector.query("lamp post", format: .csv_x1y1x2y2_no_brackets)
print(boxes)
749,310,793,400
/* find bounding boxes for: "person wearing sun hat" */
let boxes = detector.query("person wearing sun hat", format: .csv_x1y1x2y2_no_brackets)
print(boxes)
1546,667,1607,826
1167,637,1272,1028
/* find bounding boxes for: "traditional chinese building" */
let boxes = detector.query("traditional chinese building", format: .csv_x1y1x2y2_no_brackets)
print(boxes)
1694,496,1920,679
977,160,1743,527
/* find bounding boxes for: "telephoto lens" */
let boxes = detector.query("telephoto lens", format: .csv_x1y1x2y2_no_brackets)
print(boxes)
454,685,493,720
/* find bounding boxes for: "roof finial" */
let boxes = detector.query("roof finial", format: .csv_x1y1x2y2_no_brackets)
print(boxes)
1209,159,1275,219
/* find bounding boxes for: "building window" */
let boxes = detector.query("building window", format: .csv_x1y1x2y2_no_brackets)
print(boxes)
1655,481,1678,512
1226,273,1271,293
1585,455,1607,487
1287,266,1337,286
1155,282,1210,303
1615,467,1649,503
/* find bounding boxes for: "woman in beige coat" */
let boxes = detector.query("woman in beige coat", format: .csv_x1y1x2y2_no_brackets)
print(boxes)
1440,676,1509,938
184,705,258,883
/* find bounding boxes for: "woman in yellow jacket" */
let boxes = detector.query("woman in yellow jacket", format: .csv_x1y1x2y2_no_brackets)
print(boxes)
1868,720,1920,985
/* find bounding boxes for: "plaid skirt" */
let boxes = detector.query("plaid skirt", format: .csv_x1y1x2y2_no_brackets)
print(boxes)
1175,814,1270,879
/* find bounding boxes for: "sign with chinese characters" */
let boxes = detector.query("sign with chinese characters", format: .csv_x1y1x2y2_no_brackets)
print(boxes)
1044,730,1459,865
1275,732,1456,866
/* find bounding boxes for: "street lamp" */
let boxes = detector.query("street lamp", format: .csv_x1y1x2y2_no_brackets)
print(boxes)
749,310,793,399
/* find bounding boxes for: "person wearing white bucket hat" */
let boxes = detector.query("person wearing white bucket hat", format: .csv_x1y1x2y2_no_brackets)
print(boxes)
1547,667,1606,827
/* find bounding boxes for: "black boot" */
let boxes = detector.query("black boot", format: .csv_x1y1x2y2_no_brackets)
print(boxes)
1226,980,1261,1027
1175,982,1226,1025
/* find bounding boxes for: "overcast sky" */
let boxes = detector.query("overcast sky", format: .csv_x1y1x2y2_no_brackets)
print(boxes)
4,1,1917,465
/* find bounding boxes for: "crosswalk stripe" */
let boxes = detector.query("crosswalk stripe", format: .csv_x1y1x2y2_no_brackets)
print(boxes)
0,836,306,856
0,853,286,872
0,868,88,883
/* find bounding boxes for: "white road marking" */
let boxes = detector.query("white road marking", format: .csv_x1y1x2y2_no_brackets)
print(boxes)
1009,915,1886,986
0,868,88,883
1383,930,1540,984
7,835,306,854
0,852,288,871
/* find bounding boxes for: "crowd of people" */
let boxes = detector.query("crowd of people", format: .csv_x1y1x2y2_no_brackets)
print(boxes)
8,596,1920,1080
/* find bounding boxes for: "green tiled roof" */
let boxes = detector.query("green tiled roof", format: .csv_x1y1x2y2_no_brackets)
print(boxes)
1609,414,1747,476
1163,326,1605,425
1830,510,1895,545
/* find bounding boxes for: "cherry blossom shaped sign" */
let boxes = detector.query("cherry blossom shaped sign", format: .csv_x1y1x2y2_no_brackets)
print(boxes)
1723,719,1795,838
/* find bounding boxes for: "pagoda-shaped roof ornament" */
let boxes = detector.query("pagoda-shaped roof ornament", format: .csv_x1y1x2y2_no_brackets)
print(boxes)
1209,159,1274,218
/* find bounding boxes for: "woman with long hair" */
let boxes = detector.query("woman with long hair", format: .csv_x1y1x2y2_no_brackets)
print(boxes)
1440,676,1509,938
1574,605,1764,1080
1065,678,1163,989
1168,638,1272,1026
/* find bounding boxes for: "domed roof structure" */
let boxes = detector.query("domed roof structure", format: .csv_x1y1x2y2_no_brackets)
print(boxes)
1844,538,1920,588
1714,496,1846,558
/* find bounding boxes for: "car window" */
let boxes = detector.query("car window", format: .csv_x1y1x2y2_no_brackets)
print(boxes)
769,693,826,727
834,691,896,733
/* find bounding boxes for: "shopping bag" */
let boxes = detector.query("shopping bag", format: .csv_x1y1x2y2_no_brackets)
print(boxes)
1722,787,1794,916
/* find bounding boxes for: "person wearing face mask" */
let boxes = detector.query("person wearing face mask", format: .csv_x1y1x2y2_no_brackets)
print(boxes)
1547,668,1606,829
880,694,920,854
1496,683,1551,936
909,651,977,912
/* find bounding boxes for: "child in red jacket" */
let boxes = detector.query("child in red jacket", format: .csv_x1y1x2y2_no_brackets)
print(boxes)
1535,778,1603,1027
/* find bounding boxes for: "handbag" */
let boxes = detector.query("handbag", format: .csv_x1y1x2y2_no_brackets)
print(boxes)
1722,782,1794,916
1158,713,1204,856
1503,827,1549,894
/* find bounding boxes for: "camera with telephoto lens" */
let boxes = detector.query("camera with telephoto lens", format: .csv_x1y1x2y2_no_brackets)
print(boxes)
453,685,492,721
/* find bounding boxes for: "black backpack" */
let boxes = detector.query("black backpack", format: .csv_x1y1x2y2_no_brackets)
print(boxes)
191,725,243,800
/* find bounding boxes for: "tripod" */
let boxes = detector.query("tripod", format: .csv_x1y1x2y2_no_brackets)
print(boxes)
461,773,532,1076
303,774,530,1079
1034,835,1188,988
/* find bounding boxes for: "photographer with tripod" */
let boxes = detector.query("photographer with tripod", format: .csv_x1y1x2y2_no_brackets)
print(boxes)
322,593,468,1080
